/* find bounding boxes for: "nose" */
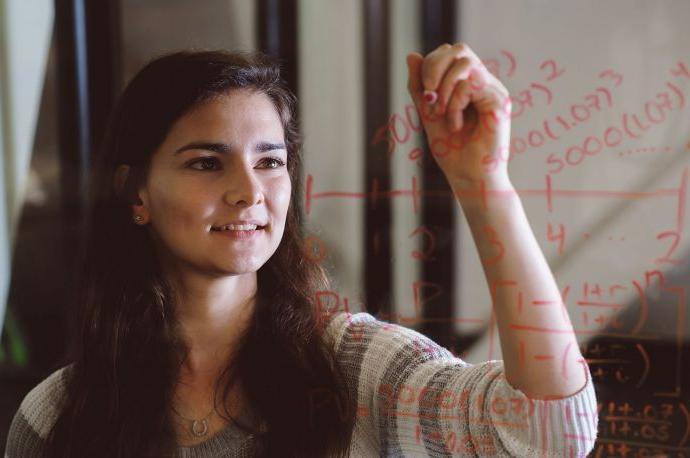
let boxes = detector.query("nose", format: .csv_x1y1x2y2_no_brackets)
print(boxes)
223,165,264,207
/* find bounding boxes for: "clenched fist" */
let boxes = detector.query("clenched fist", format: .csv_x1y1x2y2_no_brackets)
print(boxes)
407,43,513,187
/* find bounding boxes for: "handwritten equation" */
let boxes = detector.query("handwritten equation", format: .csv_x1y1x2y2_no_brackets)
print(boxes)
304,50,690,456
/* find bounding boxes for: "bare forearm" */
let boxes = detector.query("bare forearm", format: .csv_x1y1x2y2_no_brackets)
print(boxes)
451,175,588,399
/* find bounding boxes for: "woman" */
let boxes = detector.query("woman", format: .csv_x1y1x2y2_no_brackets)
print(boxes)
5,43,598,457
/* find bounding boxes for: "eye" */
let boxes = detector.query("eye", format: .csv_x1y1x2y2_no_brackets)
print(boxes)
188,157,220,171
259,157,286,169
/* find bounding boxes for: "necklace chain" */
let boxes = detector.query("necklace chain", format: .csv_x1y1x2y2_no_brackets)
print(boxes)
171,402,216,437
171,386,260,441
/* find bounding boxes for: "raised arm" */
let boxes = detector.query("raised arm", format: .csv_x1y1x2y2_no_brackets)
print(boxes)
406,43,588,400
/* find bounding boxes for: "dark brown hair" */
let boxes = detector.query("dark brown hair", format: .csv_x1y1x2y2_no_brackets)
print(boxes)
43,50,356,457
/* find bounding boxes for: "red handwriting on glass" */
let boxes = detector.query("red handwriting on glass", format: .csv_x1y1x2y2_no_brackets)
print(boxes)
483,49,517,82
538,168,687,266
546,62,686,174
509,57,566,119
592,399,687,456
409,225,437,261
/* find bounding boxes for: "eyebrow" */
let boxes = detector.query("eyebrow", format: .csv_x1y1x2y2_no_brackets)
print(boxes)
174,141,286,155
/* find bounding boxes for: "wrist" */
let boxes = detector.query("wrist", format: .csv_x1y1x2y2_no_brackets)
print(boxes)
448,172,517,210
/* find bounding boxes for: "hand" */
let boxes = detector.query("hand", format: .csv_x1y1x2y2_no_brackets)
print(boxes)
406,43,513,187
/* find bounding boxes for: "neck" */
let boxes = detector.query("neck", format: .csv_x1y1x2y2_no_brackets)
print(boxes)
167,267,258,381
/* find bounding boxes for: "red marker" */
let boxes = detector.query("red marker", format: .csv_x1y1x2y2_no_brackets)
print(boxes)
424,90,438,104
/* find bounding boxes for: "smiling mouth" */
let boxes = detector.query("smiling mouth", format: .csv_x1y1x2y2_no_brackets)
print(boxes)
210,224,267,232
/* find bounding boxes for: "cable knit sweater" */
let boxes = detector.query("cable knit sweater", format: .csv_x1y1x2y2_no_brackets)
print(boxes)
4,311,598,457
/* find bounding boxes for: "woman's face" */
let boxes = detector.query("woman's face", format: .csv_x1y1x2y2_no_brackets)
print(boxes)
133,88,291,276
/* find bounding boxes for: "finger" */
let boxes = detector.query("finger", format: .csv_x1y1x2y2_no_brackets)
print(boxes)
436,57,472,114
421,43,481,93
469,73,511,115
447,80,473,132
406,52,425,106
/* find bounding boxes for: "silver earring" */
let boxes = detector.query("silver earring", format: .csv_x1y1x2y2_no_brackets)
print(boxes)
133,215,144,224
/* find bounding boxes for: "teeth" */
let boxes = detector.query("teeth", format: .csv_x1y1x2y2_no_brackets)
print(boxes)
215,224,258,231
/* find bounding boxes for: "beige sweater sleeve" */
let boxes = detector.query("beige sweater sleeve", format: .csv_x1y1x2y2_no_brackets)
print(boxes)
4,366,68,458
326,311,598,457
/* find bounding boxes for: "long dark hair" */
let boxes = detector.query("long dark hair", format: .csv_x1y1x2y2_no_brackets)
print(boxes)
43,50,357,457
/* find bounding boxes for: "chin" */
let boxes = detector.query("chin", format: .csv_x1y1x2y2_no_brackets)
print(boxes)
221,258,268,275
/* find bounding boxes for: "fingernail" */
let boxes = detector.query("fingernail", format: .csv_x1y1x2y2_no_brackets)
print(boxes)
424,90,438,104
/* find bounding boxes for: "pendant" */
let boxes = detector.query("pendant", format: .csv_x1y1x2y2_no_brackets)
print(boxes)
191,419,209,437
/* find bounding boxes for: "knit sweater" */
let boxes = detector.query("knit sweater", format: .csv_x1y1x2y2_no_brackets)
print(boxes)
4,311,598,457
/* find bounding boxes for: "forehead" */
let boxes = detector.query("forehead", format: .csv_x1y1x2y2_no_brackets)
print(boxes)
163,89,284,145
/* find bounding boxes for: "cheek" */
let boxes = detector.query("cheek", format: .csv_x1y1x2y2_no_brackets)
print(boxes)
270,177,292,218
149,180,214,228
